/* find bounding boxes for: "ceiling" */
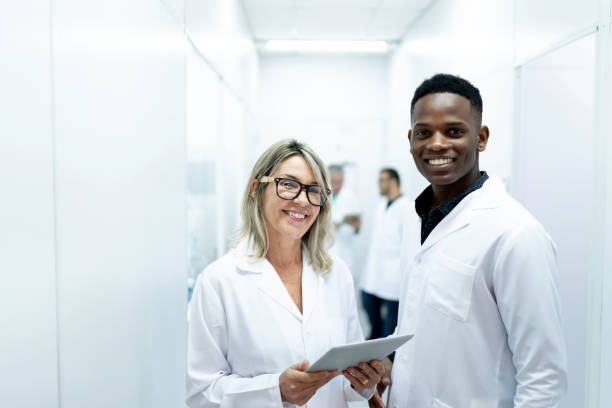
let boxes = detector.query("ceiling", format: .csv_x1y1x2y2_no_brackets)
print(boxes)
241,0,435,42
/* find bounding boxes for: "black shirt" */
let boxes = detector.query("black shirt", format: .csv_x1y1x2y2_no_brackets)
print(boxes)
415,172,489,244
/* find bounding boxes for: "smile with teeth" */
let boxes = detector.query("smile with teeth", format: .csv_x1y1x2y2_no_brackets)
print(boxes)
427,158,455,166
286,211,306,220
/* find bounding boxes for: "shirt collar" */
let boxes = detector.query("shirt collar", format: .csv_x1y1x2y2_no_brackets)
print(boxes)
415,171,489,219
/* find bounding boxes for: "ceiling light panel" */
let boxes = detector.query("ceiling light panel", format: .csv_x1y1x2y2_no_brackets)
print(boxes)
292,0,382,6
266,40,389,53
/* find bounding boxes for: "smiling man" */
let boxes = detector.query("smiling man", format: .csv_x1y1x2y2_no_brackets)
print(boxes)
371,74,567,408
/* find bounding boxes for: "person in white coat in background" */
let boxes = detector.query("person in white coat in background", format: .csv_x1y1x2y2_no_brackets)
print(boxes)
187,139,385,408
370,74,567,408
328,165,361,273
359,168,416,339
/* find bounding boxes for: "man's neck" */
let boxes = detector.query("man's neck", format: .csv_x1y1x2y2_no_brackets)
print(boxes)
387,189,401,202
431,168,480,208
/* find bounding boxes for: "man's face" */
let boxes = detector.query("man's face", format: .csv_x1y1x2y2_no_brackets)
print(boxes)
330,171,343,196
378,172,391,195
408,93,488,188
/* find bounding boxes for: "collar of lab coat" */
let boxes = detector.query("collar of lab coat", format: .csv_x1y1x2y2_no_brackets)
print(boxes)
417,175,507,256
235,239,322,323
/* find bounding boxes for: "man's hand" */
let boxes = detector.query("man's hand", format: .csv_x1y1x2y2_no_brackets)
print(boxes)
279,361,338,405
368,357,393,408
342,359,385,391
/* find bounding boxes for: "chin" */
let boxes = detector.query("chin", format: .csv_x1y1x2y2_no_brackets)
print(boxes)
428,176,457,185
419,169,457,185
283,228,307,241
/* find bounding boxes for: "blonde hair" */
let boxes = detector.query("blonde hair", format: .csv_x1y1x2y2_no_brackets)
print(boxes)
235,139,334,274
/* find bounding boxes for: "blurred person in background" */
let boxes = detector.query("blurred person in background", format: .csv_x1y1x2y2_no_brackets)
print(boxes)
359,168,417,340
328,164,361,274
187,139,385,408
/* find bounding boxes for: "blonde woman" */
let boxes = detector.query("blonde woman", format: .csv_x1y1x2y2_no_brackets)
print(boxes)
187,139,384,407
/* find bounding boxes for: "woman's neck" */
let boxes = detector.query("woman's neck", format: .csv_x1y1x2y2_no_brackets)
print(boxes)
266,235,302,271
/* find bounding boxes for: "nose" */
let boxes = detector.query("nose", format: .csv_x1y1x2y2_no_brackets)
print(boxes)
427,131,450,151
294,188,310,206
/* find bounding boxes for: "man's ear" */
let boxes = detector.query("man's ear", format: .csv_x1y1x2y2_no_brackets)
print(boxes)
407,129,412,143
477,125,489,152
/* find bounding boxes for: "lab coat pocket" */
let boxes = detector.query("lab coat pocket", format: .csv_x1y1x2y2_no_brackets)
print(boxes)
424,254,476,322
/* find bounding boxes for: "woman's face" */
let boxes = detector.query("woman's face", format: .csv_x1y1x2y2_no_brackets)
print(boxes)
261,155,321,243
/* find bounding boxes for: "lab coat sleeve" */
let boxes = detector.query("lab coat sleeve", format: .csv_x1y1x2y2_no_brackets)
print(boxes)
340,264,376,402
493,223,568,408
186,274,283,408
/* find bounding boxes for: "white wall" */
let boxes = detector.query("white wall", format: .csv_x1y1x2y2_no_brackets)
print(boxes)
51,0,187,406
514,0,600,64
0,0,258,406
257,54,389,281
185,0,258,283
515,0,612,408
0,1,59,407
590,2,612,407
186,47,221,283
186,0,258,105
515,34,596,408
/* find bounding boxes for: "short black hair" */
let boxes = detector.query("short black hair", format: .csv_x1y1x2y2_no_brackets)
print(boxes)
410,73,483,122
381,168,400,186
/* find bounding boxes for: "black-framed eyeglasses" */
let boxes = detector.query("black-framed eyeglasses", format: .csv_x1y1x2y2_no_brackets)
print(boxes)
259,176,331,207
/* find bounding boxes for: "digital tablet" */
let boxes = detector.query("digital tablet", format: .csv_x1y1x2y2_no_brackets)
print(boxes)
306,334,414,372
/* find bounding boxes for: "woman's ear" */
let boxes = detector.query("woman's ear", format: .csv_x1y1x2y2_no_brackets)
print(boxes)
250,179,258,198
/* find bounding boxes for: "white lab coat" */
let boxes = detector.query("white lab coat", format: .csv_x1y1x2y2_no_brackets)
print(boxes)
330,188,361,272
186,240,373,408
359,195,417,301
389,175,567,408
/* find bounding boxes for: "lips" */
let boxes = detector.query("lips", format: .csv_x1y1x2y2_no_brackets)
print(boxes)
284,210,307,221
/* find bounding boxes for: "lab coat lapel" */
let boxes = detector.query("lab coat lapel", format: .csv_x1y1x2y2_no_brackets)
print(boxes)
235,240,303,321
256,263,303,321
415,176,506,257
417,205,473,256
